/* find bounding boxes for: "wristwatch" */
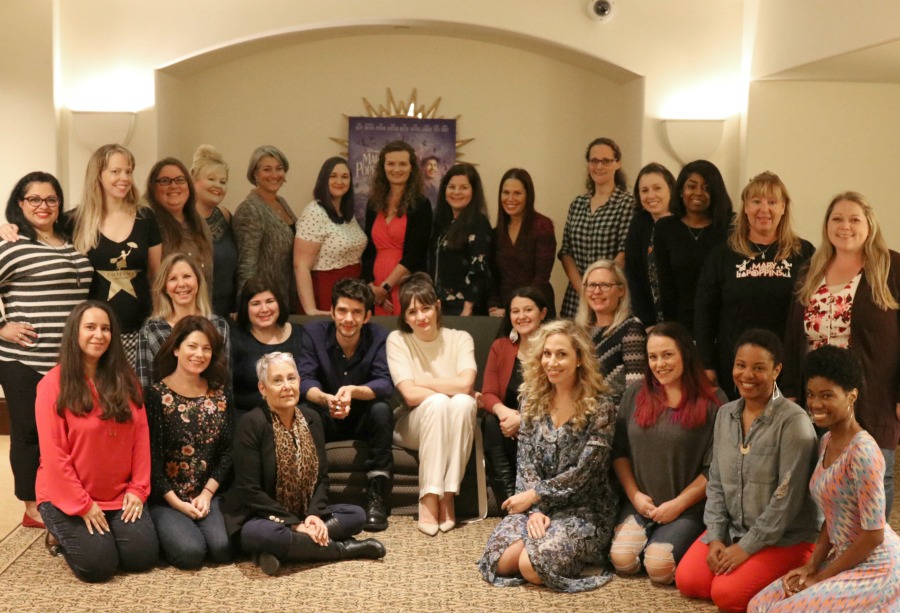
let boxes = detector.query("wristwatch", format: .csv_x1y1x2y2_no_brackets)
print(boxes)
382,282,392,293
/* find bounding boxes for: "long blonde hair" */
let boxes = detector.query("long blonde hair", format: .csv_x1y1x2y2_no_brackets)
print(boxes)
73,144,145,254
796,191,898,310
728,171,803,262
519,320,608,431
151,252,213,320
575,259,631,336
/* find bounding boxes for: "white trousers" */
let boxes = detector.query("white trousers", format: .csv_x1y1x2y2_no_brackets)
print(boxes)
394,393,477,499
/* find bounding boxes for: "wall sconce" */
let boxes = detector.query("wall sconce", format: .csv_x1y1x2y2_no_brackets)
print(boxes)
70,111,137,151
662,119,725,164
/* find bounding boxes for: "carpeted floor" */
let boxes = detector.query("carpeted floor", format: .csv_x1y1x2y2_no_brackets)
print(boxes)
2,487,898,613
0,516,719,613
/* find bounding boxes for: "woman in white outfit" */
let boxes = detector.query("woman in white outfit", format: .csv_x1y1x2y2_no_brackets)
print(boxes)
386,272,477,536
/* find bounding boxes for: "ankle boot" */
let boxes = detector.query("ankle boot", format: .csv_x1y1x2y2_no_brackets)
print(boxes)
365,476,390,532
335,537,387,560
485,447,517,507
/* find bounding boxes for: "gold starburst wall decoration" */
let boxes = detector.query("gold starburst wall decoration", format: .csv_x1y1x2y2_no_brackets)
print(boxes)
330,88,474,158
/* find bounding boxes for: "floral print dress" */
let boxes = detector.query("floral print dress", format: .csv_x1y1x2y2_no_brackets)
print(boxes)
146,381,234,502
477,397,618,592
803,273,861,350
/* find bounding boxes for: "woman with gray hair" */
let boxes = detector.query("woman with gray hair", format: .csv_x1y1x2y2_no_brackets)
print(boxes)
233,145,298,312
575,259,646,404
221,351,386,575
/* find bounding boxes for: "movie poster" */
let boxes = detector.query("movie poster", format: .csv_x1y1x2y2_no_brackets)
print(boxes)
348,117,457,224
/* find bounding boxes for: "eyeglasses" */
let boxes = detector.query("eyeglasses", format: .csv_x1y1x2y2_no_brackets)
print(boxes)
585,282,621,294
22,196,60,208
155,176,188,186
588,158,618,168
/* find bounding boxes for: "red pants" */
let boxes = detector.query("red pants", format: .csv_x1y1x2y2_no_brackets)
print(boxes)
675,532,814,613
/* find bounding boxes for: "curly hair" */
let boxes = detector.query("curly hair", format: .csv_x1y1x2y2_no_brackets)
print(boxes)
519,319,608,431
802,344,864,393
367,140,424,217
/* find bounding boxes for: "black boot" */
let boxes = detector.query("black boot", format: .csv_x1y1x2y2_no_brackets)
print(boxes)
365,476,390,532
260,532,387,574
335,538,387,560
485,447,516,508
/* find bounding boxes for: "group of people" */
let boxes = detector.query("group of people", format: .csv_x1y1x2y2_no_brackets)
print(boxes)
1,135,899,611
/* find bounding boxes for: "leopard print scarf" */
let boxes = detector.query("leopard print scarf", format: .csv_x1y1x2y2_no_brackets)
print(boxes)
271,407,319,516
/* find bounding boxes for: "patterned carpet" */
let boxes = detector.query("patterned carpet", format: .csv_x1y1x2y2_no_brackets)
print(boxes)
0,516,720,613
3,482,898,613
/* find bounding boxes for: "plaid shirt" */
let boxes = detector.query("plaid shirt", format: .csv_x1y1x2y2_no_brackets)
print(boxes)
557,188,634,317
135,315,231,387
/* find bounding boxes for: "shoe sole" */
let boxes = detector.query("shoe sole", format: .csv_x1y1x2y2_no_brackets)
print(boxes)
258,553,281,575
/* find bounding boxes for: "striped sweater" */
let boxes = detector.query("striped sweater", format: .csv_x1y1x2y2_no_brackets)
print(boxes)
0,238,93,374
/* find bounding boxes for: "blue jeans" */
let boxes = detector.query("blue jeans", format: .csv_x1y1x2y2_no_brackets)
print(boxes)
239,503,365,558
39,502,159,583
149,497,233,569
616,500,705,563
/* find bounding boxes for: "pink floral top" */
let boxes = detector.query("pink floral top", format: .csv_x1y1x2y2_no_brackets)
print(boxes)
803,273,862,350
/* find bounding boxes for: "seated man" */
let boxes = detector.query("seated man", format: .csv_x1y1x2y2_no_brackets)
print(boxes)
298,278,394,531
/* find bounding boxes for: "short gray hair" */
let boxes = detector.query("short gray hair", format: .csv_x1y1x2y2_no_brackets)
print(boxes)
255,351,297,383
246,145,289,185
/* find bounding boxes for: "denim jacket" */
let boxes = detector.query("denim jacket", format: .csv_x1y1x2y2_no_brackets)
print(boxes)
702,395,821,555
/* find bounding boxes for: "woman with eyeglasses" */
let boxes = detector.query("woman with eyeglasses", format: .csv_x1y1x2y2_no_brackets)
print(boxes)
221,351,386,574
557,137,634,318
575,259,646,404
1,145,163,363
0,172,93,528
144,158,214,291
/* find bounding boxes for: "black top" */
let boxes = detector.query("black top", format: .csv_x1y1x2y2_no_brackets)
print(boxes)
230,324,304,419
623,209,660,327
221,404,329,538
653,215,728,334
205,207,238,317
504,357,523,409
694,239,815,398
428,214,492,316
86,207,162,333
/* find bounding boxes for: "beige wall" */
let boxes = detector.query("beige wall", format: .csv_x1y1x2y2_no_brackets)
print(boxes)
745,80,900,248
156,33,642,300
0,0,56,209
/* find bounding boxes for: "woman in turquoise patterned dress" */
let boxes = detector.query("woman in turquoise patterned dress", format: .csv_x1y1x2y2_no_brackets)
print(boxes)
477,319,618,592
749,345,900,612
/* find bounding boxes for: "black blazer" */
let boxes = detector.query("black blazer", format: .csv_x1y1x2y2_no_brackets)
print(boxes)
221,404,330,539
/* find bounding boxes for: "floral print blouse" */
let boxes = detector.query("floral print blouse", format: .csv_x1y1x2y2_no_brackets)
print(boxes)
803,273,861,350
429,214,492,315
146,381,234,503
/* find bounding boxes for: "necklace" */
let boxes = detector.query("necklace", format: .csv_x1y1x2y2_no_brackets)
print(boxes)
750,241,774,259
686,225,705,241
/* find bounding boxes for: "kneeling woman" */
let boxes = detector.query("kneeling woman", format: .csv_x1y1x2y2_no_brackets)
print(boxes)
146,316,234,569
478,319,619,592
222,352,385,574
36,301,159,582
675,329,820,612
387,273,478,535
611,322,725,585
749,345,900,612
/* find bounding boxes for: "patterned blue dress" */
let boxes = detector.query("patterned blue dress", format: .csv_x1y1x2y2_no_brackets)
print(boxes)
477,397,618,592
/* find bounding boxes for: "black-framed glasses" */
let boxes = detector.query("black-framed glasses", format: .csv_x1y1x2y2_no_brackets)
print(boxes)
22,196,60,208
155,176,188,186
585,282,621,294
587,158,618,168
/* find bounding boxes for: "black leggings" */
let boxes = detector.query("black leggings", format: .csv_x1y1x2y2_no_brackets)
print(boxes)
0,361,43,500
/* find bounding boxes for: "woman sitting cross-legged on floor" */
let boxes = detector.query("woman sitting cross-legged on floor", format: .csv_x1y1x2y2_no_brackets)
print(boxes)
610,322,725,585
478,319,619,592
749,345,900,612
36,301,159,582
145,316,235,569
221,351,385,575
387,272,478,536
675,329,820,612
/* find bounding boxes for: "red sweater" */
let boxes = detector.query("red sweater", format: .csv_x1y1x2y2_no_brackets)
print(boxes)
35,366,151,516
481,337,519,414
